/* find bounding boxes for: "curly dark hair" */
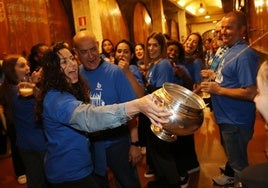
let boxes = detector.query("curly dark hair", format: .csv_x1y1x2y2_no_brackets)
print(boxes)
167,39,185,64
28,43,48,73
35,42,90,122
0,54,21,124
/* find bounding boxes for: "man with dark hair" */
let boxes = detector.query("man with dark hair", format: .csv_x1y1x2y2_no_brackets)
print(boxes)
201,11,259,186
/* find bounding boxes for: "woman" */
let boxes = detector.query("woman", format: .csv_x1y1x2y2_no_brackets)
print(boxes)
166,39,193,90
134,43,146,76
183,33,204,91
114,39,147,159
144,32,189,188
100,39,115,63
28,43,49,74
35,42,170,188
145,32,174,92
175,33,204,175
114,39,145,98
0,54,48,187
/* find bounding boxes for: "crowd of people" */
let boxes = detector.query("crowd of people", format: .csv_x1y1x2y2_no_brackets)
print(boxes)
0,10,267,188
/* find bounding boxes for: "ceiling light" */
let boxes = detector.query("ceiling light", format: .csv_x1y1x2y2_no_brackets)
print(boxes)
177,0,185,7
205,12,210,19
198,3,205,14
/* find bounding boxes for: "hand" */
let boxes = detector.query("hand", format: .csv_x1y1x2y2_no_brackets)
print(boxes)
200,81,221,95
129,145,142,166
31,68,43,83
174,66,187,77
200,69,215,80
117,59,130,73
137,94,172,128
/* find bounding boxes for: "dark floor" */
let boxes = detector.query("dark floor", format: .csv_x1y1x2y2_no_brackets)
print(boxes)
1,108,267,188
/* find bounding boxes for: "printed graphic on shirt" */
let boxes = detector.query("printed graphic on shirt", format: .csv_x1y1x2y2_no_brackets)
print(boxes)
90,82,105,106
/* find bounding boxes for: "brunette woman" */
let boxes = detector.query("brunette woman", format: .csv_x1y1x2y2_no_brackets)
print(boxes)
144,32,189,188
100,39,115,63
35,42,170,188
0,55,48,187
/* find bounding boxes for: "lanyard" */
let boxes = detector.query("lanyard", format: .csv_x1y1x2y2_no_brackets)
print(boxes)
214,40,245,83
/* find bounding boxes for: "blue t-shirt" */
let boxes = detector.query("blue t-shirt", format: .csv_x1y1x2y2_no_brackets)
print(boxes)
173,64,191,86
212,40,259,128
11,86,46,151
129,64,145,87
80,61,136,175
184,58,202,83
146,58,174,87
80,61,136,107
43,90,92,183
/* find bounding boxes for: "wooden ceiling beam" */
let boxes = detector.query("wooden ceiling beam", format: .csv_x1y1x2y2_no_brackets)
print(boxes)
187,13,225,24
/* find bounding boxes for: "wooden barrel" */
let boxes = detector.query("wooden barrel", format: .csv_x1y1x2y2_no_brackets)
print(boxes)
98,0,129,45
0,0,73,55
133,2,152,44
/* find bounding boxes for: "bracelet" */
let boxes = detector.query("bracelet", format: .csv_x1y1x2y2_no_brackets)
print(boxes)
130,141,140,146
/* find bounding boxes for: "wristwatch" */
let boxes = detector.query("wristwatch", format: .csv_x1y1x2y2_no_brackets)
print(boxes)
130,141,140,146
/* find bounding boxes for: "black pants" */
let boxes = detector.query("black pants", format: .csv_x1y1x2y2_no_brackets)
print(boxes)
174,134,199,171
50,174,101,188
6,123,25,176
138,113,154,169
147,130,186,185
19,149,50,188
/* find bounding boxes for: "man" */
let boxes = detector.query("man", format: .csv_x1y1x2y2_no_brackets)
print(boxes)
73,31,141,188
201,11,259,186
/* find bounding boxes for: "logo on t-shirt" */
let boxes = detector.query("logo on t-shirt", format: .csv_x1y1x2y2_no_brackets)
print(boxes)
90,82,105,106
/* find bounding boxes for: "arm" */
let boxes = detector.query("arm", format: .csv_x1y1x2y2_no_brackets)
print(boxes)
118,60,145,98
201,81,257,101
127,117,142,165
174,66,194,90
70,94,171,132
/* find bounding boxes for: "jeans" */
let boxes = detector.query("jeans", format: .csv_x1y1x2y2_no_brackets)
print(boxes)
219,124,253,173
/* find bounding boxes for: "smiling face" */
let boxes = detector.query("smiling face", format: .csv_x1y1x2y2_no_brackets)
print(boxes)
167,44,179,63
58,48,79,84
147,38,161,60
15,57,30,81
115,42,133,62
221,14,245,47
135,44,145,60
184,34,200,55
74,31,101,70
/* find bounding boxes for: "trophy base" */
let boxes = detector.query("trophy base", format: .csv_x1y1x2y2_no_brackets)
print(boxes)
150,124,177,142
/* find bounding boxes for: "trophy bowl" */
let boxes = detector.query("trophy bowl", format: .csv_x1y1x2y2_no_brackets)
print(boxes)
151,82,206,142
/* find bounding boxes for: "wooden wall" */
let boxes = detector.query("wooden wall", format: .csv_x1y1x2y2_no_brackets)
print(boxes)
133,2,152,44
98,0,129,46
247,0,268,61
0,0,73,56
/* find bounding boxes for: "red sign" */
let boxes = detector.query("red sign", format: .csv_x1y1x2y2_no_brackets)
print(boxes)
78,16,86,27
